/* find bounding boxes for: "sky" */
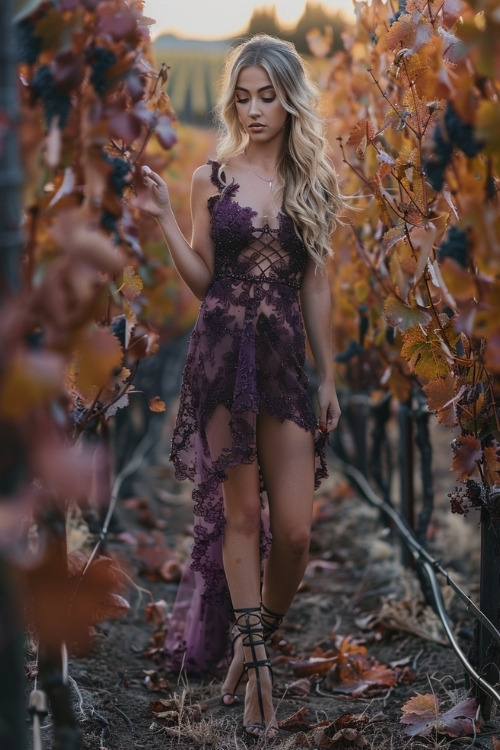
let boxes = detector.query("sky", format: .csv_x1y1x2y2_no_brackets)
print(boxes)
143,0,355,40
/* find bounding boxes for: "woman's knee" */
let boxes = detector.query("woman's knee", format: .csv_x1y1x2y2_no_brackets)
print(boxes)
272,524,311,559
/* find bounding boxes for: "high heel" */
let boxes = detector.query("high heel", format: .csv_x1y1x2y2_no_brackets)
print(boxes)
220,625,244,706
261,602,285,641
221,602,285,707
235,606,279,740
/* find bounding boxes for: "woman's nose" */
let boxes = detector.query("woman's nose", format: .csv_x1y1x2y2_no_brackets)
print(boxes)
249,98,261,117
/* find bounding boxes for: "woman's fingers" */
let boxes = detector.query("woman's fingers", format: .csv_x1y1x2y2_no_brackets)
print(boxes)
141,165,163,186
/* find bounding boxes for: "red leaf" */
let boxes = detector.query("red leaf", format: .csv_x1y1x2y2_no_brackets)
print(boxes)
450,435,482,479
155,115,178,149
401,694,480,738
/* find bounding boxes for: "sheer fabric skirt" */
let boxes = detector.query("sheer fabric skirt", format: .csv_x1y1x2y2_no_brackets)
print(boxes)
165,278,328,674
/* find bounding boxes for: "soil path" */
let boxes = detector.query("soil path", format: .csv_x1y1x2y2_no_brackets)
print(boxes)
35,422,500,750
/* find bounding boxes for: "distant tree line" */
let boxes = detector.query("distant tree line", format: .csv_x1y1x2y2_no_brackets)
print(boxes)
243,1,346,55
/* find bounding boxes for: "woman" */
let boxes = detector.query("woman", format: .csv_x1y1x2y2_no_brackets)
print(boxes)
139,34,343,740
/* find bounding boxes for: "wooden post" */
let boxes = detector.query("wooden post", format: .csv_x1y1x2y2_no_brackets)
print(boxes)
0,0,23,294
476,494,500,718
398,398,415,568
0,2,27,746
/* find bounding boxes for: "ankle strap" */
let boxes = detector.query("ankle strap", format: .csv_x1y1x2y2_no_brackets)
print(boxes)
261,603,285,639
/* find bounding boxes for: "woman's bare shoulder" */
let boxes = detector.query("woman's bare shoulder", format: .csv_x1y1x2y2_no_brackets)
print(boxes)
192,163,214,185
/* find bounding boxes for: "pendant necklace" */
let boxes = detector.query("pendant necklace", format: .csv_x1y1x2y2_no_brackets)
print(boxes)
244,149,276,191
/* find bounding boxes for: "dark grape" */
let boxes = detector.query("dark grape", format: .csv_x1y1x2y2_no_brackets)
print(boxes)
16,19,41,65
31,64,72,128
444,102,483,158
103,153,131,196
423,123,453,192
437,225,469,268
87,47,117,96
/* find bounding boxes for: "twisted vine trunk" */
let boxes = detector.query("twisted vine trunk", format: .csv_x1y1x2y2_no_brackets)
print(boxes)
0,1,27,747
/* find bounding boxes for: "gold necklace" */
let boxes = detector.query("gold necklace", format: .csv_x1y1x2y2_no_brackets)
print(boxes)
244,149,276,191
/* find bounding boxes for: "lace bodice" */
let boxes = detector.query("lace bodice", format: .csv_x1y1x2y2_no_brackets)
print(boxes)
207,160,308,289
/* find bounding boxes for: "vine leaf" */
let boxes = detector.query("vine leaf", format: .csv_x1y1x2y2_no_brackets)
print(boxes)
0,350,64,419
73,327,123,397
121,265,144,301
439,257,477,303
422,375,462,427
450,435,483,479
400,327,450,379
400,694,479,737
384,294,432,332
411,223,437,284
346,119,375,160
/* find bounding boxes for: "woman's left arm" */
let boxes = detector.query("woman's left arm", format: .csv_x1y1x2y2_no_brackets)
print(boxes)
300,259,341,432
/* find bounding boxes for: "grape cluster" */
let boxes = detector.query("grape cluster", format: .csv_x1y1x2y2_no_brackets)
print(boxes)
99,154,131,236
30,64,72,129
87,47,117,96
437,225,469,268
16,19,41,65
424,102,483,192
104,153,131,196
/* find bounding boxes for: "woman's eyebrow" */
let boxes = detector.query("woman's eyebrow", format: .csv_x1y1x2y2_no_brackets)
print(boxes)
235,85,275,93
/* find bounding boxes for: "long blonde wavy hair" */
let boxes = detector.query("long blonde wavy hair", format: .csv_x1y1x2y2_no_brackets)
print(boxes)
215,34,343,267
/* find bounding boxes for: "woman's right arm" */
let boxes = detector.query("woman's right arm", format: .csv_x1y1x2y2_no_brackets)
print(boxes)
140,164,215,300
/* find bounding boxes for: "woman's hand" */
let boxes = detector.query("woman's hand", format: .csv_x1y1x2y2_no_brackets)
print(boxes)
136,165,171,217
317,382,341,434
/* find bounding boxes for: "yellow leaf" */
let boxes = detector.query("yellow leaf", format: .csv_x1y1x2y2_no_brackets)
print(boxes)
0,351,64,419
74,328,123,398
401,327,450,379
476,100,500,156
439,258,477,303
120,265,144,301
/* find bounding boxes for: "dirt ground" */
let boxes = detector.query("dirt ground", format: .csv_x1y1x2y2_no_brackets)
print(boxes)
31,418,500,750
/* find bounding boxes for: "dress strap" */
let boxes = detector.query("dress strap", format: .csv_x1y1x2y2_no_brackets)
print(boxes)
207,159,225,190
207,159,239,200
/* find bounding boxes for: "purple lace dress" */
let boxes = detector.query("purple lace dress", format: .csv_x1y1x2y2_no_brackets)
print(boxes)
164,161,328,674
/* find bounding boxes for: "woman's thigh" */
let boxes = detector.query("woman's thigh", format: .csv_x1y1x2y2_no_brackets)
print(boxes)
205,404,261,521
256,410,316,537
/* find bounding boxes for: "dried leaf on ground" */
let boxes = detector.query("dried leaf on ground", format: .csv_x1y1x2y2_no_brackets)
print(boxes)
400,693,480,737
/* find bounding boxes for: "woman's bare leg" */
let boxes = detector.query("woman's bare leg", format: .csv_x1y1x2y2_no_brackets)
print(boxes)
205,407,265,716
214,407,316,730
257,410,316,614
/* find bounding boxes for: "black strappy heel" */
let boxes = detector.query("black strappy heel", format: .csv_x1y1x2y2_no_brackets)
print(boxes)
220,624,245,706
235,605,279,740
261,602,285,642
221,602,285,707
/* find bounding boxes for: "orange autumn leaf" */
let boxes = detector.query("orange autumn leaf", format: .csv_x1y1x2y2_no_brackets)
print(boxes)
422,375,459,427
450,435,482,479
401,694,479,738
73,327,123,397
149,395,166,413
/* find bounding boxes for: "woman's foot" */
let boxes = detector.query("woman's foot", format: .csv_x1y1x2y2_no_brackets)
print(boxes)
235,607,279,740
243,652,278,740
221,603,285,707
220,628,245,706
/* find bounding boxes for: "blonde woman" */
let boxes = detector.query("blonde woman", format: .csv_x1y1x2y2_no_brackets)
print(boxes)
139,34,343,740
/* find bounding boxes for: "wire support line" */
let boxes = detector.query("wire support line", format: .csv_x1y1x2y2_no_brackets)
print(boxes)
332,457,500,708
421,559,500,708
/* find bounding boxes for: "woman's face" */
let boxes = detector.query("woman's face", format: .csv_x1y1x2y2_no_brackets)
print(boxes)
234,66,288,147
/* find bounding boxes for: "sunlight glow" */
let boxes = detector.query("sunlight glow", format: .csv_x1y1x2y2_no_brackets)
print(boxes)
144,0,355,40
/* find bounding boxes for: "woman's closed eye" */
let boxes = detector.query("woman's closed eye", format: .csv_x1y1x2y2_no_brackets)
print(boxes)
235,97,276,104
